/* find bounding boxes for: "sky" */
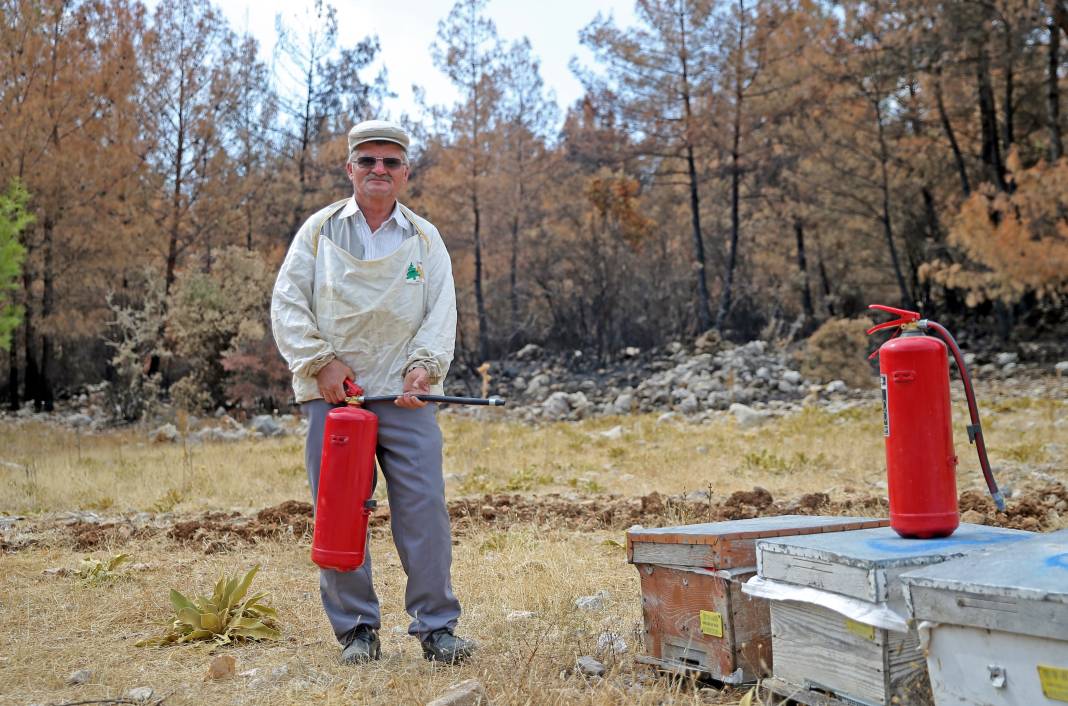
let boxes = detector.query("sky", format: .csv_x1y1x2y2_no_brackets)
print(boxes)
213,0,638,121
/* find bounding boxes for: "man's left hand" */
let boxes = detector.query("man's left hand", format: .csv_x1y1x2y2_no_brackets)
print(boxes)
396,367,430,408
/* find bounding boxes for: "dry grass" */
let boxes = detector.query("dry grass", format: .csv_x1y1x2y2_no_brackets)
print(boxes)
0,383,1065,705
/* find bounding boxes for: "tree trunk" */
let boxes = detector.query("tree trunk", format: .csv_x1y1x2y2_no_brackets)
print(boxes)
1049,17,1064,161
715,137,741,330
677,9,712,332
977,44,1008,190
815,235,835,317
794,218,813,320
472,191,488,362
38,216,55,411
21,266,41,410
715,0,747,332
290,65,315,236
1002,24,1015,153
873,98,912,307
934,66,971,196
509,143,525,347
6,342,18,411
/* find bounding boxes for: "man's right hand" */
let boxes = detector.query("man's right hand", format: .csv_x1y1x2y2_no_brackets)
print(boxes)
316,359,355,404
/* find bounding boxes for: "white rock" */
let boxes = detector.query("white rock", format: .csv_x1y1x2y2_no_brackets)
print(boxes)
729,403,770,429
67,413,93,429
783,370,802,385
623,346,641,357
598,425,624,440
525,373,551,398
149,424,179,443
426,679,489,706
576,655,606,677
506,610,537,621
995,352,1019,366
597,631,628,654
656,412,677,425
677,394,699,414
542,391,571,419
516,343,542,359
67,669,92,685
1055,361,1068,375
575,590,609,611
250,415,282,437
126,687,154,701
610,392,634,415
825,380,848,394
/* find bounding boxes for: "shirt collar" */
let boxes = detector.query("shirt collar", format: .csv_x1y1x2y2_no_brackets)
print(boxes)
339,197,411,232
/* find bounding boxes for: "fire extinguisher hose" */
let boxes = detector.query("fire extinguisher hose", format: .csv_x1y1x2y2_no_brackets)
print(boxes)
920,319,1006,511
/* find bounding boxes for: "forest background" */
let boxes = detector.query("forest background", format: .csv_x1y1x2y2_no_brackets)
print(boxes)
1,0,1067,417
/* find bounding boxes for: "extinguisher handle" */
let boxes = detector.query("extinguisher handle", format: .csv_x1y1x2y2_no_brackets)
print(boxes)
343,378,364,398
866,304,921,336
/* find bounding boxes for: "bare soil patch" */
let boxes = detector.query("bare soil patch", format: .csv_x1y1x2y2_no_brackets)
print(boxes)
8,482,1064,556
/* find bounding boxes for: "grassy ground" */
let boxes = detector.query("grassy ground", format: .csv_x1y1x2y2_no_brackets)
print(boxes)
1,382,1065,705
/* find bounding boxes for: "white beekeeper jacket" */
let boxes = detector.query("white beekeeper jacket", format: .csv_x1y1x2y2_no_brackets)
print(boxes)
271,197,456,403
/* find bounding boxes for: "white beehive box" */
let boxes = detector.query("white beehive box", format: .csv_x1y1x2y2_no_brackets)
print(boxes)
746,524,1034,706
902,528,1068,706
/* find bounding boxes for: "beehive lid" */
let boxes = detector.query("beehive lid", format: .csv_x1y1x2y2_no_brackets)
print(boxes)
903,528,1068,641
757,524,1034,604
626,515,888,570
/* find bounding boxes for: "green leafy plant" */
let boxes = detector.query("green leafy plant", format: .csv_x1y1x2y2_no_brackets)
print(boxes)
76,553,130,583
137,565,280,647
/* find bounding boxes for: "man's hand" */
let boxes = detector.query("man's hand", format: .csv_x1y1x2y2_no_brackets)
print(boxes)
316,359,355,404
396,366,429,409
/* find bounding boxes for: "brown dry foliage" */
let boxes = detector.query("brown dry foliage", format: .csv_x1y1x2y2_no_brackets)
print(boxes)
801,317,877,388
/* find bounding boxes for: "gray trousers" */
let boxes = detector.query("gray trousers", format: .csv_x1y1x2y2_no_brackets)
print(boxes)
303,400,460,642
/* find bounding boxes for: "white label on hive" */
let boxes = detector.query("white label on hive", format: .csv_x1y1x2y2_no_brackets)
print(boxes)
699,610,723,638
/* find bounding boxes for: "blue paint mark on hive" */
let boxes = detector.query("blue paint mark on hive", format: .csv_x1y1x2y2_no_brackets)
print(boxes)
1045,552,1068,571
866,530,1025,555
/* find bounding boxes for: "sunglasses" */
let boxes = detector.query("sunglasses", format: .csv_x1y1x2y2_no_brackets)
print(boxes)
353,156,406,170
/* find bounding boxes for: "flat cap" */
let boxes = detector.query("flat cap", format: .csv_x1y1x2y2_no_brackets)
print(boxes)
347,120,410,154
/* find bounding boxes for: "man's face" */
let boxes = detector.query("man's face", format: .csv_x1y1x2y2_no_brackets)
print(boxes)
346,141,409,204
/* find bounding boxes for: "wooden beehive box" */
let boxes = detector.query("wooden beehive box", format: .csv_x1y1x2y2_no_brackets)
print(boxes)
753,524,1035,706
626,515,888,683
902,528,1068,706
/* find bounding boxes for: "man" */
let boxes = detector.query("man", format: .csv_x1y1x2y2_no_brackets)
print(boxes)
271,120,474,665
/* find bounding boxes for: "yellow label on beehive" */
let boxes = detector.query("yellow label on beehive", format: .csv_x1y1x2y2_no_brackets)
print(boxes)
699,610,723,637
1038,664,1068,702
845,618,875,641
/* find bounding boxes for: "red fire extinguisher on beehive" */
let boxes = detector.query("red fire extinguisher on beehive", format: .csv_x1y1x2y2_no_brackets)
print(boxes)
311,379,506,572
867,305,1005,539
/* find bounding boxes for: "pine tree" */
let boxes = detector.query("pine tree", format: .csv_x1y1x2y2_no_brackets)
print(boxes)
0,179,32,351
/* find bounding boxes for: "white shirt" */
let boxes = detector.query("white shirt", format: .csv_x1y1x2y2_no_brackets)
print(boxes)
335,197,411,260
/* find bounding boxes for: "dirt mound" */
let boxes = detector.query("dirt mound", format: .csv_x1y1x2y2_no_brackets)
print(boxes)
10,483,1065,553
438,486,887,532
167,502,313,551
959,481,1068,531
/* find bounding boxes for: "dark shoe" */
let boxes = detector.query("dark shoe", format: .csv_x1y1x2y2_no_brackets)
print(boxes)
420,628,476,664
340,624,381,664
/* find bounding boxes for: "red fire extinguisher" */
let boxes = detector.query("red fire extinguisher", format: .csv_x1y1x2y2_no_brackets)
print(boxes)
311,379,378,572
867,304,1005,539
311,379,507,572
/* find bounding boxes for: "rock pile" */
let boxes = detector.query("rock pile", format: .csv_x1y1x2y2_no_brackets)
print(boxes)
452,339,857,422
